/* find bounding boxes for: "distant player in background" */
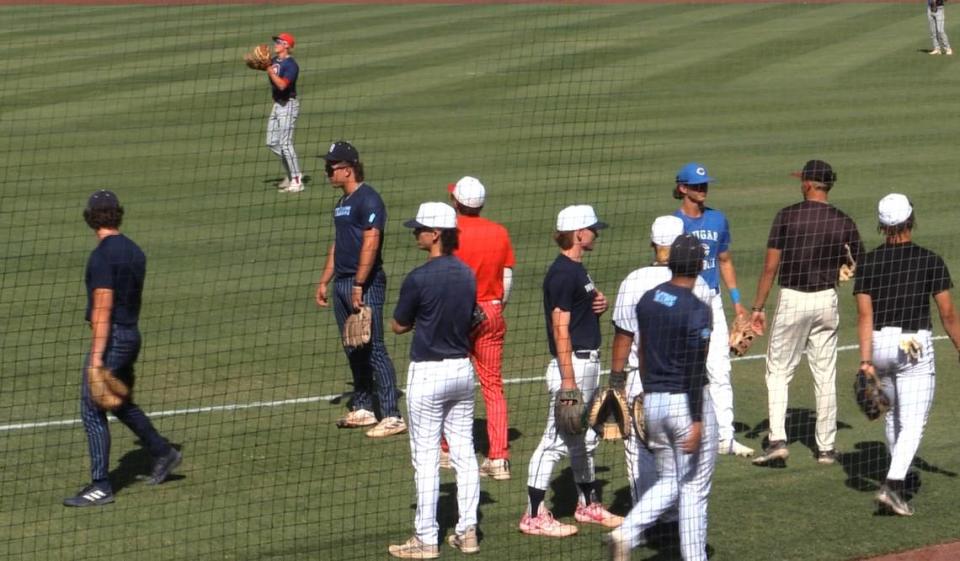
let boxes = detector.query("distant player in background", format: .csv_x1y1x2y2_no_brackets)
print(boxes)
389,202,479,558
265,32,303,193
673,162,753,458
927,0,953,55
64,190,181,507
854,193,960,516
750,160,864,467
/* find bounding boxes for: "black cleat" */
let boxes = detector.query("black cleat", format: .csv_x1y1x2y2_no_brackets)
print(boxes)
147,448,182,485
63,484,114,507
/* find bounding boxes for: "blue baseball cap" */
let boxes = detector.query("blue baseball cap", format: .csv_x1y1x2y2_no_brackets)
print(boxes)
675,162,714,185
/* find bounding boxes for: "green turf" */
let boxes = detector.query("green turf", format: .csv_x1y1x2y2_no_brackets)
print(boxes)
1,3,959,560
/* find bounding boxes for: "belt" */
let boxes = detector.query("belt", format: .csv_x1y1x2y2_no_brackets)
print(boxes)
480,299,502,305
574,350,599,360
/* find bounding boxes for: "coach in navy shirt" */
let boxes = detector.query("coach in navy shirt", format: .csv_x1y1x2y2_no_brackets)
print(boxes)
315,141,403,439
388,202,480,558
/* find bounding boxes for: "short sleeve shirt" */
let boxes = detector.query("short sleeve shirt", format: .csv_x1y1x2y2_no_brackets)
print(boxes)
393,256,477,362
674,208,730,291
270,56,298,103
767,200,864,292
453,215,516,302
543,254,600,357
85,234,146,326
333,183,387,278
853,241,953,331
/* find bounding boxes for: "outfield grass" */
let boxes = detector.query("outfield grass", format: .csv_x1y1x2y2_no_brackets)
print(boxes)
1,3,959,560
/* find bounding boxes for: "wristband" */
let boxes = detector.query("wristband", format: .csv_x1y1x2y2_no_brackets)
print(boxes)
729,288,741,305
751,306,764,313
860,360,873,366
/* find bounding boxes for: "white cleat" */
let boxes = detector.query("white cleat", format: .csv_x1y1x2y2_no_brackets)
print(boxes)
276,177,291,190
945,48,954,56
720,439,755,457
930,48,943,55
281,175,304,193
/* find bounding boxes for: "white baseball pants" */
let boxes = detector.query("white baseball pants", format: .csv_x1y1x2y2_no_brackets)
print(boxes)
928,6,951,51
405,358,479,545
266,99,301,179
706,292,736,443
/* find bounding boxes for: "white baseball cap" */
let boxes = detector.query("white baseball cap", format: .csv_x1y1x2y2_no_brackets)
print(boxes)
878,193,912,226
403,202,457,230
650,215,684,246
556,205,608,232
447,176,486,208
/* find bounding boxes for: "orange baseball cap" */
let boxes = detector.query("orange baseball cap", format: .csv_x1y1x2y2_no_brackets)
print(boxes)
273,33,296,48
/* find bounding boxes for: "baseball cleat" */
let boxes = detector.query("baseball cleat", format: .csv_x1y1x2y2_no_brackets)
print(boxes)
276,177,291,190
336,408,377,428
447,525,479,554
479,458,511,480
752,440,789,466
930,48,943,55
876,485,914,516
439,450,452,470
816,449,838,465
575,502,624,528
519,505,578,538
366,416,408,438
147,447,182,485
387,536,440,559
719,439,755,457
602,531,631,561
946,48,954,55
63,483,114,507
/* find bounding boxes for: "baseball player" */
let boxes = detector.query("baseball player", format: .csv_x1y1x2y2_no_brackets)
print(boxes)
673,162,753,457
605,234,716,561
520,205,621,538
315,141,405,439
854,194,960,516
927,0,953,55
64,190,181,507
264,32,303,193
750,160,864,466
388,202,480,558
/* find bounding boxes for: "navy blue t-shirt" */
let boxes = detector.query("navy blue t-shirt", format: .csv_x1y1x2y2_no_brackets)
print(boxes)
393,256,477,362
333,183,387,278
636,282,711,421
543,254,601,357
270,56,298,103
85,234,146,326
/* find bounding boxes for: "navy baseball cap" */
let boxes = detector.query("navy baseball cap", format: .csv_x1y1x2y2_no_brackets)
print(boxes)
86,189,120,210
668,234,705,276
792,159,837,183
676,162,714,185
324,141,359,163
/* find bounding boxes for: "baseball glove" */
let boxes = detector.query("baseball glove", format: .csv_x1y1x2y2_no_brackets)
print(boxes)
631,394,646,443
87,366,130,411
853,368,891,421
244,44,272,70
729,315,757,357
470,305,487,330
342,305,372,349
555,388,585,435
586,371,631,440
838,243,856,283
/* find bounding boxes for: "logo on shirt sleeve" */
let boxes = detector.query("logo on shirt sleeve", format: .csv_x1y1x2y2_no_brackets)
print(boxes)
653,289,677,308
368,212,376,224
699,327,712,341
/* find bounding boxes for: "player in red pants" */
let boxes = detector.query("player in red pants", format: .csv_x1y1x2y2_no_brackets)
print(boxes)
439,176,516,480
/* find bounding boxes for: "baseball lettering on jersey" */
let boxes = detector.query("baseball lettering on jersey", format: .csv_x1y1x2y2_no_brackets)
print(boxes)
335,206,351,217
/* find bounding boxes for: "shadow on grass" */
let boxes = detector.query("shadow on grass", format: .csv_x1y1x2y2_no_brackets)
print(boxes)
110,442,185,494
840,440,957,501
746,407,853,463
436,484,494,544
471,418,522,458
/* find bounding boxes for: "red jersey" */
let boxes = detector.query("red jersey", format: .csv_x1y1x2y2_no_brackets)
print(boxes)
454,215,516,302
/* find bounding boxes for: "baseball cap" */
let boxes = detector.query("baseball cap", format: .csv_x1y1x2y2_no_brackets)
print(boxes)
324,140,359,163
556,205,608,232
650,215,684,246
676,162,714,185
403,202,457,230
878,193,913,226
86,189,120,210
272,33,295,48
447,176,486,208
668,234,705,276
792,159,837,183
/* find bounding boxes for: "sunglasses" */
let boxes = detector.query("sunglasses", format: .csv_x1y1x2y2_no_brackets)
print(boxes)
685,183,709,192
325,162,351,176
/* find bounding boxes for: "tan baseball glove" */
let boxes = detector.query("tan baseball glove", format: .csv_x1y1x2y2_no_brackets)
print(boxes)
87,366,130,411
244,44,272,70
555,388,585,435
342,305,372,349
838,243,856,283
729,315,757,357
586,371,631,440
631,394,646,443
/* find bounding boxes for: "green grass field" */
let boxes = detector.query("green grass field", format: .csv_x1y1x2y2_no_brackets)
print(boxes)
1,3,959,560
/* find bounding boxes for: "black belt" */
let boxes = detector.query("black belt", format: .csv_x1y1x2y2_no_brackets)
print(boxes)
574,350,598,359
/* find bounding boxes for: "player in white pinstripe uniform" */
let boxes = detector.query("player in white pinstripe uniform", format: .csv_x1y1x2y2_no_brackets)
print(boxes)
854,194,960,516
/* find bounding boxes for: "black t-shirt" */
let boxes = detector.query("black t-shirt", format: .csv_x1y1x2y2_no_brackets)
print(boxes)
542,254,601,357
853,241,953,331
85,234,146,326
393,256,476,362
333,183,387,278
767,200,864,292
636,282,711,422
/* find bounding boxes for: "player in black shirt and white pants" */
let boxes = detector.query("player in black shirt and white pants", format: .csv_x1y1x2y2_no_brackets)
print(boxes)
854,193,960,516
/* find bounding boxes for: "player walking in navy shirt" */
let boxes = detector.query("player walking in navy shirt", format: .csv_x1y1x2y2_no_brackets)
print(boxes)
64,190,181,507
264,32,303,193
315,141,404,438
388,202,480,558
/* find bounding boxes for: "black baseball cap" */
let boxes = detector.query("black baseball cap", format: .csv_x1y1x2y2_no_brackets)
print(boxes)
792,160,837,183
668,234,705,277
323,140,359,163
86,189,120,210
